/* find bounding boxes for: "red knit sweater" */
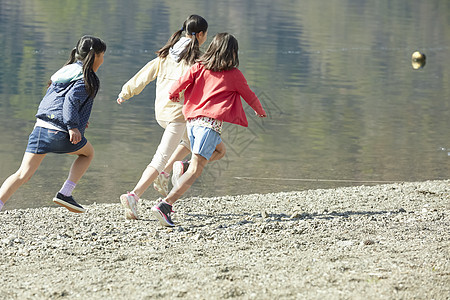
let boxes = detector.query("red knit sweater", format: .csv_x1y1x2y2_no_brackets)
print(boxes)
169,63,266,127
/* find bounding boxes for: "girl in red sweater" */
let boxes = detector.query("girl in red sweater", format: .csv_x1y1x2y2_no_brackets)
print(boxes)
151,33,267,227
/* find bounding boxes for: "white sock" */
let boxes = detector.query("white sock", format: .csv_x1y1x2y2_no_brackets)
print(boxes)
59,180,76,197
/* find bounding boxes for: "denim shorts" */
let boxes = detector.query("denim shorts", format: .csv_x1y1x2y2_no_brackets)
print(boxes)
187,125,222,160
25,126,87,154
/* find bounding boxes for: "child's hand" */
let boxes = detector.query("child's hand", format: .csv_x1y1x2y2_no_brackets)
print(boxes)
255,111,267,118
117,97,125,104
69,128,82,144
169,94,180,102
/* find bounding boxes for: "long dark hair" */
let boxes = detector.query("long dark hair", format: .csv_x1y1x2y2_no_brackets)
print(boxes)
156,15,208,65
200,33,239,72
65,35,107,97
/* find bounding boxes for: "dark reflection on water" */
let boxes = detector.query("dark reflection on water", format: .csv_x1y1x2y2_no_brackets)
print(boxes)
0,0,449,210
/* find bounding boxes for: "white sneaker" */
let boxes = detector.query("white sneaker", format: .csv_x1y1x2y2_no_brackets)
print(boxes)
153,172,169,197
120,192,139,220
171,160,190,190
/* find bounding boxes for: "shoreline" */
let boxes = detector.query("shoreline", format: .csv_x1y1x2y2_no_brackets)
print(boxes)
1,179,449,299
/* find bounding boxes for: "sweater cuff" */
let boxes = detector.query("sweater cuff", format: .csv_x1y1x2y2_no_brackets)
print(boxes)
118,93,130,101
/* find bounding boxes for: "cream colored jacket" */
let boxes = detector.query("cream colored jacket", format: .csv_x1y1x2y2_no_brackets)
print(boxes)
119,56,189,122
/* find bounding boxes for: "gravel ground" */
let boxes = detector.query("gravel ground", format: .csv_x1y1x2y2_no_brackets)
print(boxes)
1,180,449,300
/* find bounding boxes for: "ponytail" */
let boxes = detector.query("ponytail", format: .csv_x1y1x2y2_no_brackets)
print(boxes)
65,48,77,66
156,29,184,58
178,33,201,65
156,15,208,65
82,48,100,97
61,36,106,98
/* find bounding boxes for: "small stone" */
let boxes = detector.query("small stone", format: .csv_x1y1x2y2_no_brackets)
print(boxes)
17,248,30,256
290,212,302,219
363,239,375,245
337,240,354,247
193,234,202,240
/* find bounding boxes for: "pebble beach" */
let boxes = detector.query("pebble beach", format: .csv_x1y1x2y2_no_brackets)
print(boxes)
1,180,449,299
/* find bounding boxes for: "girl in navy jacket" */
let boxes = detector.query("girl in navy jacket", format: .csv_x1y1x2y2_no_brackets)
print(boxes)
0,35,106,213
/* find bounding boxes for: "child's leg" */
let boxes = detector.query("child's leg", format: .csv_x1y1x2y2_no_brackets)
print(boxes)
167,142,225,203
66,141,94,184
153,144,190,196
165,128,224,204
0,152,46,204
209,141,226,162
152,126,222,226
162,144,191,174
52,142,94,213
132,166,159,198
132,122,186,197
58,141,94,197
164,153,208,205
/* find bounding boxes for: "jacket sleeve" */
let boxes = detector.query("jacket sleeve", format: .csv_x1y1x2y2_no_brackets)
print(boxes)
63,80,89,130
168,63,197,98
119,57,160,100
234,70,266,115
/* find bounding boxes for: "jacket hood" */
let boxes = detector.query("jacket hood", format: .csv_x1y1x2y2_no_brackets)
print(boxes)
50,61,83,84
169,37,191,62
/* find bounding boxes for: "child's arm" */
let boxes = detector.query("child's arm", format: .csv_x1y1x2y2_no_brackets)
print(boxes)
255,111,267,118
234,70,267,117
168,63,198,102
63,81,89,135
117,57,159,103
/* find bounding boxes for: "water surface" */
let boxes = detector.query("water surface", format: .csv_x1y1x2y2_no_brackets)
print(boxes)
1,0,449,210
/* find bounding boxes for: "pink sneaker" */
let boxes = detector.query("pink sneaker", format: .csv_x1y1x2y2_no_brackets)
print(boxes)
120,192,139,220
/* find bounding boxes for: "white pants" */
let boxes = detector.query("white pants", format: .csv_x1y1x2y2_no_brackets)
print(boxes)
149,121,190,173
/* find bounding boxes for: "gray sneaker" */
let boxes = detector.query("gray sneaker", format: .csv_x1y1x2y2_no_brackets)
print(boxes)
151,200,175,227
53,193,86,213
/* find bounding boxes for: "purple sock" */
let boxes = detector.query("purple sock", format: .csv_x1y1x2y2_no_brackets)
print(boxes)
59,180,76,197
0,199,4,211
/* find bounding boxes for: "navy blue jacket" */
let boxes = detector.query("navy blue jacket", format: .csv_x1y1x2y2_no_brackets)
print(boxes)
35,62,97,136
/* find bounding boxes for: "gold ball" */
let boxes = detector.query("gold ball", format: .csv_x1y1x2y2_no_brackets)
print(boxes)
411,51,426,69
412,51,425,62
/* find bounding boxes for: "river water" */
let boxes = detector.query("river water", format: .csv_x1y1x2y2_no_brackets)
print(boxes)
0,0,449,210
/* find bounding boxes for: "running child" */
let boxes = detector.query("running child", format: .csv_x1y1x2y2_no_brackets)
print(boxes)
0,35,107,213
152,32,267,227
117,15,208,220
